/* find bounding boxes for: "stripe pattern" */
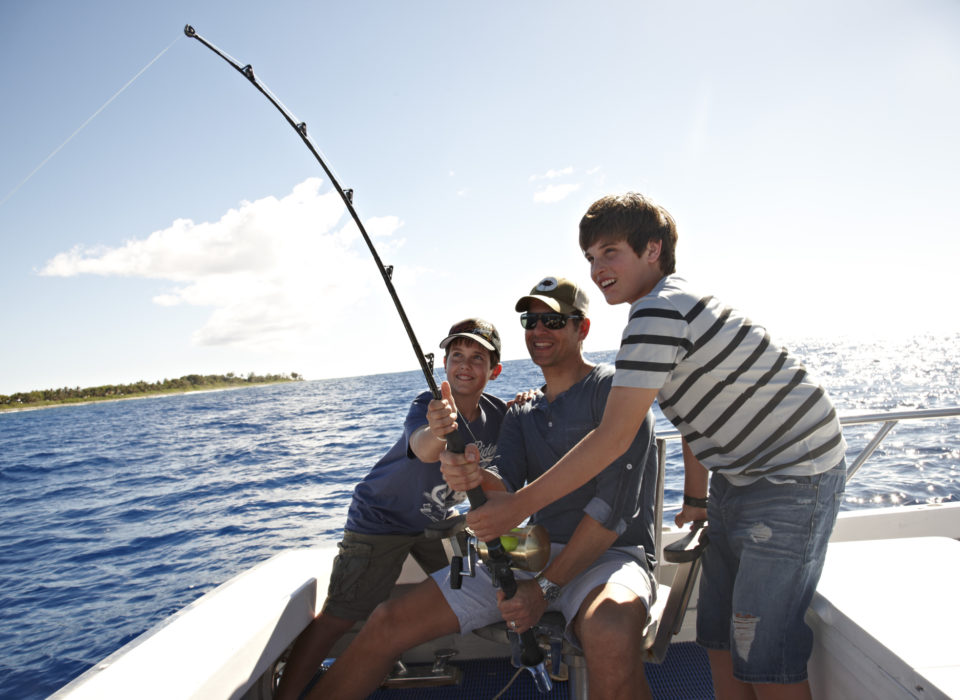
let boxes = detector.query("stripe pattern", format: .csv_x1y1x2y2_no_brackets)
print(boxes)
613,276,845,482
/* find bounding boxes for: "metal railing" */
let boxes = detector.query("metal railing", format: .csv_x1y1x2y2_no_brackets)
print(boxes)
835,406,960,481
652,406,960,551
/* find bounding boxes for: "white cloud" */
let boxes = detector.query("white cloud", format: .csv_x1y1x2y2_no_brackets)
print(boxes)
529,166,574,181
39,178,405,351
533,183,581,204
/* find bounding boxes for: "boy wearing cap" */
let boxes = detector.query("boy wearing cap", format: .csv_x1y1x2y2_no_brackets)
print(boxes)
276,319,506,700
468,193,847,700
310,277,660,700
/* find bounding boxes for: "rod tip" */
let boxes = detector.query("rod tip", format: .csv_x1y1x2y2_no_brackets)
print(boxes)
184,24,196,37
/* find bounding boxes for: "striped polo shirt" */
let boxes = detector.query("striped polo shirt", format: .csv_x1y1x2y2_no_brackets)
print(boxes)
613,275,846,484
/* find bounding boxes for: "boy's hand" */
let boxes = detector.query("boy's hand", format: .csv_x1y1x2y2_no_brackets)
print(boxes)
439,443,482,491
426,380,459,440
466,491,525,542
674,504,707,528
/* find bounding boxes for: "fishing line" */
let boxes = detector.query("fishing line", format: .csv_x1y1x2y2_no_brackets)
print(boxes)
0,33,183,209
185,26,549,690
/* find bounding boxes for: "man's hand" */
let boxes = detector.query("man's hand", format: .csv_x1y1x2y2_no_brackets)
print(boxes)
497,579,548,635
506,388,539,409
465,491,527,542
426,381,459,439
674,504,707,528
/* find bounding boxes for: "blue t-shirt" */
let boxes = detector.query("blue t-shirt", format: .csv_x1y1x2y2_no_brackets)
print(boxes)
492,365,659,569
345,390,507,535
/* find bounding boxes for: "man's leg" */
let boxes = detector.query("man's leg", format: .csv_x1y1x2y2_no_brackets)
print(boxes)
573,582,652,700
306,578,460,700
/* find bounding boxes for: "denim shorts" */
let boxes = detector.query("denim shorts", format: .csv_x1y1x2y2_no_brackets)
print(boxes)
322,530,449,620
696,461,846,683
433,543,654,649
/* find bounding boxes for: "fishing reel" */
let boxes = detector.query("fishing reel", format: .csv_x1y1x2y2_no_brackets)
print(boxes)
424,516,551,589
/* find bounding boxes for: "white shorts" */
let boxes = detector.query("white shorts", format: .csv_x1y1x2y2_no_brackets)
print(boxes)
431,543,655,649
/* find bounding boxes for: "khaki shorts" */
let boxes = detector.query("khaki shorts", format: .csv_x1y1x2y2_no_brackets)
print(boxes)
322,529,449,620
433,543,654,650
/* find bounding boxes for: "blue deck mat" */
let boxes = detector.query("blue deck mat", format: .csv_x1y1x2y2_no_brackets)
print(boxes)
366,642,714,699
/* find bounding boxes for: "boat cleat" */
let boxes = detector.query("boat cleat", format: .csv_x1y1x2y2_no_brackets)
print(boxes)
381,648,461,688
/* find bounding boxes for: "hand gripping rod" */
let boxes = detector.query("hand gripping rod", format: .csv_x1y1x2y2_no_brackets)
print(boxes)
184,25,550,691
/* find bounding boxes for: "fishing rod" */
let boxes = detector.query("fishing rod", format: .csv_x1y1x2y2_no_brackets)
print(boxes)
183,25,551,690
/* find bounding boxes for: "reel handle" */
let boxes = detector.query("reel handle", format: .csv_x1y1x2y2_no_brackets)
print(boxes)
444,429,548,674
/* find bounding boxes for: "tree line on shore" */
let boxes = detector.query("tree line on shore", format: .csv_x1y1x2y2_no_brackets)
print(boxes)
0,372,304,409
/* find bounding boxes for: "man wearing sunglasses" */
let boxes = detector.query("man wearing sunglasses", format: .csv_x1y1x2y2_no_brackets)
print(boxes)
310,277,660,700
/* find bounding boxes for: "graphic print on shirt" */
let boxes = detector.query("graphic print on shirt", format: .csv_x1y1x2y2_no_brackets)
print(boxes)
419,439,498,522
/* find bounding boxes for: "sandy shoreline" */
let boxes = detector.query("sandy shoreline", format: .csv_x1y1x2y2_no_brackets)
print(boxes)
0,382,289,414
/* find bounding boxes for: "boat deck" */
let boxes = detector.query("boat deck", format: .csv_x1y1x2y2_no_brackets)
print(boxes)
367,642,714,699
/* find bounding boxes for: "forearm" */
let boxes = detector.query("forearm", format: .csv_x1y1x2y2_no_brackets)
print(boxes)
514,430,621,518
540,514,617,586
478,468,507,493
681,439,709,499
674,439,709,527
409,424,448,463
514,386,656,520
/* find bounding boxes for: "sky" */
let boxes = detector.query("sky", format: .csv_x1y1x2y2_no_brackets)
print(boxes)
1,0,958,396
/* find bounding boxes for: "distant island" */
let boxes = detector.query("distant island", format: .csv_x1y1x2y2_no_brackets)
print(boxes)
0,372,304,411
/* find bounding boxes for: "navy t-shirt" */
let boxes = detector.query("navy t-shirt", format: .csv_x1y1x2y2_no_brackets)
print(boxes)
492,365,658,569
345,390,507,535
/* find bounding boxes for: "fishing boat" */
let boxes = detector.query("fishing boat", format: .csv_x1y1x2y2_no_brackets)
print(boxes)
49,406,960,699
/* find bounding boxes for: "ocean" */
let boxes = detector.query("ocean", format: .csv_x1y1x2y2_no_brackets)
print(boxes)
1,337,958,698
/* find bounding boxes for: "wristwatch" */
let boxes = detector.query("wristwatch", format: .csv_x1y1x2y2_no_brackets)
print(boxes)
535,573,561,603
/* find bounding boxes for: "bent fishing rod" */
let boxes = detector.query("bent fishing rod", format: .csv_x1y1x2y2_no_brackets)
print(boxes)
183,25,550,687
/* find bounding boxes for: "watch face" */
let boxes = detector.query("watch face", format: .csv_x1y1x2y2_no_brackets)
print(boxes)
537,576,560,602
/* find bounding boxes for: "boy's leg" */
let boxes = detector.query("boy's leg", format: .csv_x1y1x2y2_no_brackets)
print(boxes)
276,531,421,700
275,611,355,700
698,464,845,690
313,549,510,700
707,649,756,700
409,534,452,574
709,649,815,700
307,577,460,700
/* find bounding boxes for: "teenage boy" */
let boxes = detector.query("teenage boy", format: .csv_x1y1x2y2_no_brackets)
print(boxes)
308,277,660,700
276,319,506,700
467,193,847,700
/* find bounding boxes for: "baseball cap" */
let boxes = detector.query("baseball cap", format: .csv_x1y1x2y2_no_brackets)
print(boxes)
439,318,502,359
515,276,590,316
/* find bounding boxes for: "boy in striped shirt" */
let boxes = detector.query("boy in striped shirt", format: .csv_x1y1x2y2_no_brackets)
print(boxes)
465,193,846,699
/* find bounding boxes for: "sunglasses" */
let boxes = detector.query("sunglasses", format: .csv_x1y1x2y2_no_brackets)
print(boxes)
520,312,582,330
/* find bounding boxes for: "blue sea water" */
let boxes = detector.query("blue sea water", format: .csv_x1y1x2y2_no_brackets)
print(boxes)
1,337,959,698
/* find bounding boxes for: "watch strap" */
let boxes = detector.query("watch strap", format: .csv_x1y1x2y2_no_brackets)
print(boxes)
535,573,561,602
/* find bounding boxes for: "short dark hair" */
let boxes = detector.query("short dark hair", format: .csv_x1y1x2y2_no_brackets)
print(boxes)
444,336,500,368
579,192,678,275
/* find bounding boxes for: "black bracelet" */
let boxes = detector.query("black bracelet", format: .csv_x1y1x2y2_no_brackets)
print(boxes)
683,494,708,509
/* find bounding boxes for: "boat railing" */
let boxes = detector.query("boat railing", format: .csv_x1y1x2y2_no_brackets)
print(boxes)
652,405,960,543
